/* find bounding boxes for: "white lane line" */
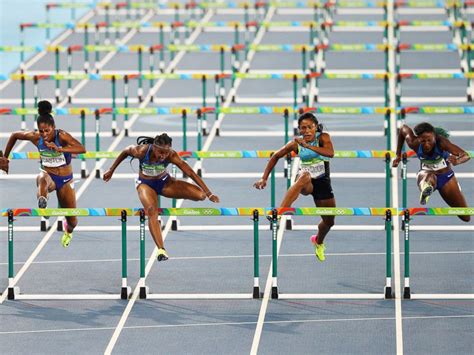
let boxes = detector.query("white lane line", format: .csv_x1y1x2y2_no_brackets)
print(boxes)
2,250,473,266
2,314,473,336
388,2,404,354
103,10,217,354
251,162,295,352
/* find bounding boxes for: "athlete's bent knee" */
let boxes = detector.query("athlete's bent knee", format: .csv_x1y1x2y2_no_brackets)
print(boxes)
146,206,158,216
459,215,470,223
196,191,206,201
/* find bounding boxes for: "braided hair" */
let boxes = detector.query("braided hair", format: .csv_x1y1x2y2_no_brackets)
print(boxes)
136,133,172,146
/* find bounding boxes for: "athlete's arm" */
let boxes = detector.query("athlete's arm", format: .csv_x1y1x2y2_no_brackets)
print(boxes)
50,130,86,154
439,137,471,166
254,141,297,190
0,131,38,173
295,133,334,158
393,125,418,167
170,151,220,202
4,131,38,158
103,145,145,182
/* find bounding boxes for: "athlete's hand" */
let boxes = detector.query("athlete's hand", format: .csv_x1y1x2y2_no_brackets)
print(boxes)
392,156,401,168
253,178,267,190
208,194,220,203
44,141,61,152
294,136,307,147
103,169,114,182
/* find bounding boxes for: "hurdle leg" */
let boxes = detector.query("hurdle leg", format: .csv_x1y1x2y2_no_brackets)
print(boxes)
403,210,411,299
139,209,148,299
121,210,131,299
253,209,260,298
40,216,50,232
384,209,393,299
271,209,279,299
8,210,19,300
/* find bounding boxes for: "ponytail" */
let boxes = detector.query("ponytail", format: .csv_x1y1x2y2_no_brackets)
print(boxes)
434,127,450,139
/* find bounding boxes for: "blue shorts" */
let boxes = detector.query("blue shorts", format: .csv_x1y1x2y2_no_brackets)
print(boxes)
49,172,73,192
436,170,455,191
136,174,170,195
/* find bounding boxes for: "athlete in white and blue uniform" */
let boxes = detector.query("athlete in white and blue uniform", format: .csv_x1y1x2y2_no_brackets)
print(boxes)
104,133,220,261
393,122,470,222
1,101,86,247
254,112,336,261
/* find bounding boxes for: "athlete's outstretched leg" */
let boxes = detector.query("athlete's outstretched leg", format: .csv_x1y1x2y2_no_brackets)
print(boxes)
137,184,169,261
160,178,206,201
280,172,313,207
56,182,77,247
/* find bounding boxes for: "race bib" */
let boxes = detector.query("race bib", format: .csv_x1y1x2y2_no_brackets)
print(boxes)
40,151,67,168
421,159,448,171
141,164,167,177
300,160,325,179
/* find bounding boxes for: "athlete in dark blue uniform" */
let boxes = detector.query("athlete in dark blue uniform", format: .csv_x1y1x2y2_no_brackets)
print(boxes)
103,133,220,261
1,101,86,246
393,122,470,222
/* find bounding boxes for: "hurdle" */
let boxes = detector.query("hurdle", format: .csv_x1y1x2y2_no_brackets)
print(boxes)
268,207,394,300
137,207,262,299
401,207,474,300
5,148,398,233
2,208,135,300
396,73,474,105
397,106,474,137
0,104,394,151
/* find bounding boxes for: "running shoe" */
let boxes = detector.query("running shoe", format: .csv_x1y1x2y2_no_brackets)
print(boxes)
310,234,326,262
61,231,73,248
38,196,48,209
157,248,169,262
419,182,433,205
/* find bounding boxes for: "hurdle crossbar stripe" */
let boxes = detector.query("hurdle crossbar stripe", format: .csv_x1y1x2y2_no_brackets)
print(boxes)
5,71,473,81
6,150,474,160
4,72,403,81
4,43,471,53
3,106,472,116
24,20,471,30
3,207,474,218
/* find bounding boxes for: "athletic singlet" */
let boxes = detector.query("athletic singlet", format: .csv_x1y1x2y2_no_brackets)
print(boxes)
416,141,449,171
139,144,169,177
37,130,71,169
297,132,330,179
